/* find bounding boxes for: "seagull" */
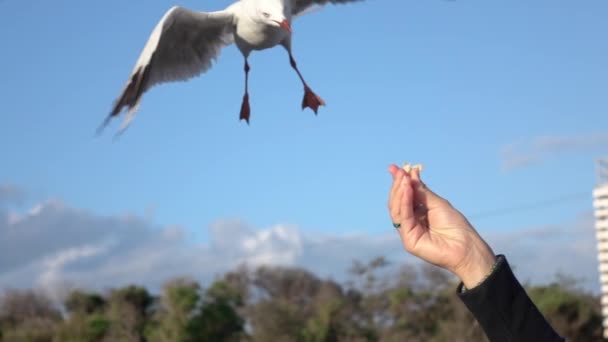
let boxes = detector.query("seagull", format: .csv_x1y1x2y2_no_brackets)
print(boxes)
99,0,363,136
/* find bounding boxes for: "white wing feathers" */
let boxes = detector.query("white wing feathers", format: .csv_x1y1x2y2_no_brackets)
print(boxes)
100,6,235,135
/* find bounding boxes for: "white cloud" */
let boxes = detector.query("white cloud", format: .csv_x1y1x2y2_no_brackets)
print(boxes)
37,243,109,302
240,225,303,266
483,211,599,291
500,133,608,171
0,184,602,303
0,196,408,299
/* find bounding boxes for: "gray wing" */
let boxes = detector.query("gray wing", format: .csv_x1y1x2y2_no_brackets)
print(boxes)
101,6,234,135
291,0,363,16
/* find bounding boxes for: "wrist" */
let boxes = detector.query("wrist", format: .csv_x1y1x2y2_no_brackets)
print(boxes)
454,240,497,289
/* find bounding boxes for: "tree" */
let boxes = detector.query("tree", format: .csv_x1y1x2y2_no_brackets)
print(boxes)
147,278,201,342
0,257,603,341
54,313,110,342
528,281,603,341
55,289,109,341
245,266,322,341
0,289,62,342
243,264,375,341
192,280,245,341
104,285,153,342
64,290,105,315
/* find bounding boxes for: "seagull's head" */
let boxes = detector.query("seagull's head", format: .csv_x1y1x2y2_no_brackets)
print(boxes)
258,9,292,33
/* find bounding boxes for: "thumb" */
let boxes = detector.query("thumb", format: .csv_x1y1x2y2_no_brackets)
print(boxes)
410,168,449,210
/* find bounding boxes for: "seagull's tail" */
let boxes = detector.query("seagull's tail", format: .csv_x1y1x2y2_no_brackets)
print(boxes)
94,107,139,141
96,64,147,139
95,114,113,137
113,106,139,140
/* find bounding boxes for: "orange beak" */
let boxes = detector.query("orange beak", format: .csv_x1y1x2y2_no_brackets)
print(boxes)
276,20,292,33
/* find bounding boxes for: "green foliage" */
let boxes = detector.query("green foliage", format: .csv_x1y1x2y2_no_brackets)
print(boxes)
0,289,61,342
1,319,58,342
104,285,153,341
54,313,110,342
166,281,200,314
301,298,343,342
86,314,110,340
528,281,603,341
192,281,244,341
109,285,153,315
0,259,603,341
65,290,105,315
147,278,201,341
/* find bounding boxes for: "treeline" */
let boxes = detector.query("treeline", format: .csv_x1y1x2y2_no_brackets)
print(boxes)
0,257,604,341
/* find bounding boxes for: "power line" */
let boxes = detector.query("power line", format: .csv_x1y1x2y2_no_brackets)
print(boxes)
467,192,590,220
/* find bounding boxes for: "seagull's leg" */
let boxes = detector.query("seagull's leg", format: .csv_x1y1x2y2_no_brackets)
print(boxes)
289,53,325,114
239,59,251,124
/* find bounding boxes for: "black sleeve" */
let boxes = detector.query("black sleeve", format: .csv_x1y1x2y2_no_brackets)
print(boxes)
456,255,565,342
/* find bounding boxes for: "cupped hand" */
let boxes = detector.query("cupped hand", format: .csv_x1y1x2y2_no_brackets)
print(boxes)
388,164,496,288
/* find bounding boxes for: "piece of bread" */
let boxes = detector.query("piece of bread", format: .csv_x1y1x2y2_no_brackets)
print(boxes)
402,163,424,172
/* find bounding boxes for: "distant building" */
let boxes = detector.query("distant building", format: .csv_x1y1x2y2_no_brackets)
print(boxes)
594,159,608,338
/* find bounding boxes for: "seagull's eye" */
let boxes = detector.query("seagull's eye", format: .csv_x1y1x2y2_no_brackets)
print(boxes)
262,12,270,18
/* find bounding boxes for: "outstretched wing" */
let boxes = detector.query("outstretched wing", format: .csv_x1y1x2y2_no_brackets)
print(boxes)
100,6,234,135
291,0,363,16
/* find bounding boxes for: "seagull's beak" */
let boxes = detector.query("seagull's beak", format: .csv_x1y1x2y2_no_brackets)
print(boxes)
275,19,292,33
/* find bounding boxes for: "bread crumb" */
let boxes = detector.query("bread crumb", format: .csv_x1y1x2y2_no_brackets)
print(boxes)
402,163,424,172
412,164,424,172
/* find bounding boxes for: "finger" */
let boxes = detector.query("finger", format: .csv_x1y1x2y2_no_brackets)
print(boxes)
389,170,405,223
388,164,400,176
410,168,449,210
391,170,411,224
389,166,404,207
398,172,417,231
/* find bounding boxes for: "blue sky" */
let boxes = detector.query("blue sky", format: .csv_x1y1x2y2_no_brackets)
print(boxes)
1,0,607,293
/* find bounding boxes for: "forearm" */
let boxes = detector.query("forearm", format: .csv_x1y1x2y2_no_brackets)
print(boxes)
457,255,565,342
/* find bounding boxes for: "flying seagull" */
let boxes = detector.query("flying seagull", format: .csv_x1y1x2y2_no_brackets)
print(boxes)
99,0,364,136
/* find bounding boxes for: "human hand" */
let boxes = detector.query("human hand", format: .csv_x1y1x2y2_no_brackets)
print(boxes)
388,164,497,289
